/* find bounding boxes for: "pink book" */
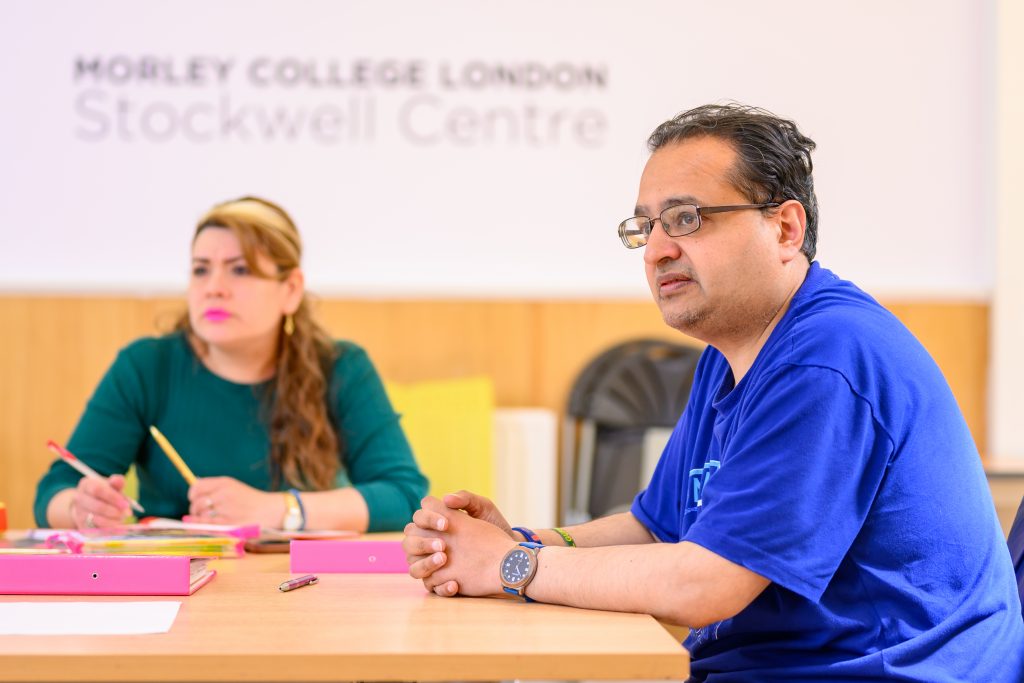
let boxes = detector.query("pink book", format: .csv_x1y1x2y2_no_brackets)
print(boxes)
0,554,216,595
290,540,407,573
140,517,261,539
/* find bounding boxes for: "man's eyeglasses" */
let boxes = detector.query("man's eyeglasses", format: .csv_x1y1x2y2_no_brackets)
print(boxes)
617,203,780,249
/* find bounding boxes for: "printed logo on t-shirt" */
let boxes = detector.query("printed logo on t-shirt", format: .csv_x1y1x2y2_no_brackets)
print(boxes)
686,620,724,651
685,459,720,513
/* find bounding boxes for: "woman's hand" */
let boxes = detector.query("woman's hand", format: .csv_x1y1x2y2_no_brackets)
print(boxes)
70,475,131,529
188,477,284,528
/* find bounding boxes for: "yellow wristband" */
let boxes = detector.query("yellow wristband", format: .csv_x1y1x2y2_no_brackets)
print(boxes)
552,527,576,547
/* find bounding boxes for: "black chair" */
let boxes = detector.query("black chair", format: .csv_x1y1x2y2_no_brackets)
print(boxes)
560,338,702,524
1008,495,1024,618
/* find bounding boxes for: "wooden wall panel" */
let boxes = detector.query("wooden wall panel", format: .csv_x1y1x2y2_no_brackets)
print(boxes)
886,302,988,457
0,296,989,529
0,298,158,529
314,300,537,406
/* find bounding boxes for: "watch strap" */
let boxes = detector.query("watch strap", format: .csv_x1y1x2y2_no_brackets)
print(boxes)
282,490,305,531
288,488,307,531
503,586,534,602
512,526,541,543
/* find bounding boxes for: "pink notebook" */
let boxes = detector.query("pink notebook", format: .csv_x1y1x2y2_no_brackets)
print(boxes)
290,540,407,573
0,554,216,595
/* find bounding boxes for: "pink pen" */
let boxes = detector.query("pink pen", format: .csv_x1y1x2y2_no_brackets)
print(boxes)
278,574,319,592
46,440,145,514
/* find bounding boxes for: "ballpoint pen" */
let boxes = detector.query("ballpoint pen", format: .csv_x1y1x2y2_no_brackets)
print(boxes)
149,425,197,485
46,440,145,514
278,574,319,592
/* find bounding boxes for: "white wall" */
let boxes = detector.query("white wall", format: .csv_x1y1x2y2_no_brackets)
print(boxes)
989,0,1024,464
0,0,993,299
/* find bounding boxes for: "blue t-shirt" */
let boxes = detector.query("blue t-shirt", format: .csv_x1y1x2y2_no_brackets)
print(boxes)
632,263,1024,682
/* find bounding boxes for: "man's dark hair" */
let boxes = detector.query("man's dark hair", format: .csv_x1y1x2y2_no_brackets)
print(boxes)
647,103,819,261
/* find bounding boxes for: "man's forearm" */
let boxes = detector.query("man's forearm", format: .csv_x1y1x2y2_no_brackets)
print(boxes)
522,540,770,628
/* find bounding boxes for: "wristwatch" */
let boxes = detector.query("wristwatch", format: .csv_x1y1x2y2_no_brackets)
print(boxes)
281,490,304,531
500,541,543,600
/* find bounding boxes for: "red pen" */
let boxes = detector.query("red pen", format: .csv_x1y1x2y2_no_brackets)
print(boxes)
46,440,145,514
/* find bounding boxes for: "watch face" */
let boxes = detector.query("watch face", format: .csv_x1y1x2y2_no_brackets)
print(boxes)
501,548,533,587
283,511,302,531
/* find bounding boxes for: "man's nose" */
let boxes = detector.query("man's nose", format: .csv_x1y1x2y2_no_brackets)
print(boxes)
643,219,682,265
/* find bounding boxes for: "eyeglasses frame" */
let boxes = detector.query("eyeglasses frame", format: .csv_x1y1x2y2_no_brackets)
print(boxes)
618,202,782,249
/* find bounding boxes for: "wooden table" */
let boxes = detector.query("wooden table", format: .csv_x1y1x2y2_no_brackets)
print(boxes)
1,551,689,681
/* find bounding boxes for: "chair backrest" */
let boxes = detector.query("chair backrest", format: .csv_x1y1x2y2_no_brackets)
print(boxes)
1007,495,1024,618
561,339,702,524
567,339,699,427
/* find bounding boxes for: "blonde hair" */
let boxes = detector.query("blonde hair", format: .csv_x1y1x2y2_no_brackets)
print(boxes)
177,196,341,490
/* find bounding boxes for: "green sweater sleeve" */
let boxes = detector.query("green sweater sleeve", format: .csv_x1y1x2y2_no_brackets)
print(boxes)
331,342,429,532
33,339,155,526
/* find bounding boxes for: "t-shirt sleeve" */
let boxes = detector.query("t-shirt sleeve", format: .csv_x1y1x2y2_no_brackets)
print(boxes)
331,343,429,532
33,343,152,526
685,364,894,602
632,348,719,544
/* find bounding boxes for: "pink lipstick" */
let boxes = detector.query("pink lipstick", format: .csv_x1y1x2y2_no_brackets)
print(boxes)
203,309,231,322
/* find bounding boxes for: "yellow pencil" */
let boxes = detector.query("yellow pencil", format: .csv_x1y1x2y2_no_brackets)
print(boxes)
149,425,196,485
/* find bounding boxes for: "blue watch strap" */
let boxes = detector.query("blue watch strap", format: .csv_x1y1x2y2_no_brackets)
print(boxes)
504,584,536,603
512,526,541,543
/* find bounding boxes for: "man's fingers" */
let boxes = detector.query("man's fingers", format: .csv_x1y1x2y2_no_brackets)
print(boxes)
432,580,459,597
412,506,448,531
408,552,447,580
422,574,460,597
402,532,444,559
445,490,491,518
442,491,472,510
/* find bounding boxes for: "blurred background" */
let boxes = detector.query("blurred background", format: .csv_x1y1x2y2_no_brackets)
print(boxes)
1,0,1021,530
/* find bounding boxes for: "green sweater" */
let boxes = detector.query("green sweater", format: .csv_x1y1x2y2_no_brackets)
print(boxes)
34,333,428,531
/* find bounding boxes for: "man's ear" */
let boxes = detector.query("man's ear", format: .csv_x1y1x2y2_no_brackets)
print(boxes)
776,200,807,263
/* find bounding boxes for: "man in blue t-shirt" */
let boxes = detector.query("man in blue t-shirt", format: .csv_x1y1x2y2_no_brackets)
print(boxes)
402,103,1024,681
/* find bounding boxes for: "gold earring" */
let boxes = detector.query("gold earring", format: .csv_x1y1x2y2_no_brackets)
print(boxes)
283,314,295,336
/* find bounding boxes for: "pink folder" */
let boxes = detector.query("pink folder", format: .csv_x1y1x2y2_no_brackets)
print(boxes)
0,554,216,595
290,540,407,573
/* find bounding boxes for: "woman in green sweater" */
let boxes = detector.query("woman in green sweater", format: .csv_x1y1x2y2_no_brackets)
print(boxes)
35,197,427,532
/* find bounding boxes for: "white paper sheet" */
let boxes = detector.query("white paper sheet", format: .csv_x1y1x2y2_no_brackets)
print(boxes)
0,601,181,635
